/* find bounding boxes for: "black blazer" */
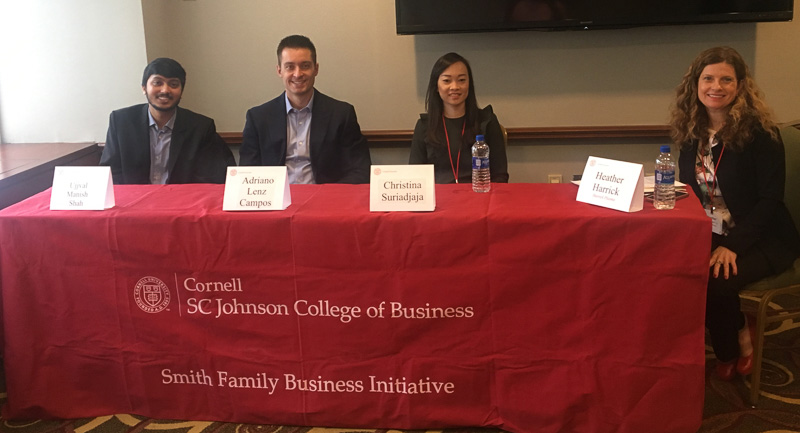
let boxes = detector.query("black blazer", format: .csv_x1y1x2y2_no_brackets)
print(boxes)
239,90,371,184
409,105,509,184
100,104,235,184
678,128,800,271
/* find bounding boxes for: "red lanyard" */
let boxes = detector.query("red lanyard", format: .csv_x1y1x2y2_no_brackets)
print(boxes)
442,115,466,184
699,140,726,206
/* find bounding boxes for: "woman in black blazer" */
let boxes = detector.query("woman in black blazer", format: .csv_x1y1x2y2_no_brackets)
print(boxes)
670,46,800,381
409,52,509,184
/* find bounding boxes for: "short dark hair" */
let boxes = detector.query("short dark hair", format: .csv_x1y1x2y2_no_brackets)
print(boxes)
277,35,317,65
141,58,186,88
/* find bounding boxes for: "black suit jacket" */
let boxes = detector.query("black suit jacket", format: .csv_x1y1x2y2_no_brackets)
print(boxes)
409,105,509,183
99,104,235,184
239,90,371,184
679,128,800,271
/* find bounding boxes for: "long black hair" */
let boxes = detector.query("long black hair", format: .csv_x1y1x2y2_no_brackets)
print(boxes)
424,52,480,147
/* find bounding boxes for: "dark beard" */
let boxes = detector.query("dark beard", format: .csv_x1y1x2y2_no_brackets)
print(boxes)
147,94,180,112
150,102,178,112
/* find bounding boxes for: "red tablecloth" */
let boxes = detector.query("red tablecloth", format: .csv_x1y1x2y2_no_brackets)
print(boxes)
0,183,710,433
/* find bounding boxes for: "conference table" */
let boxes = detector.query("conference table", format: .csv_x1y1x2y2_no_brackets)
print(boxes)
0,183,710,433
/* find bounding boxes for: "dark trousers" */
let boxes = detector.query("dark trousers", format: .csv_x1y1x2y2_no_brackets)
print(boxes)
706,235,774,362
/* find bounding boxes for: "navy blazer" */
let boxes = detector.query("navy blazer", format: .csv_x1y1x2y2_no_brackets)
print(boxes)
239,90,371,184
100,104,235,184
678,128,800,272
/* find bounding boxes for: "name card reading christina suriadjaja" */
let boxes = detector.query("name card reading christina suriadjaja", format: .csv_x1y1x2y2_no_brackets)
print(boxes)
50,166,115,210
370,165,435,212
223,166,291,211
575,156,644,213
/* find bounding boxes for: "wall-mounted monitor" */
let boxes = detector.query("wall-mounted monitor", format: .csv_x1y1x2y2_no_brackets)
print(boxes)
395,0,794,34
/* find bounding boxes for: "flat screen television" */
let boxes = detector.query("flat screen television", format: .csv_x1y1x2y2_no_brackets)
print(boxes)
395,0,794,34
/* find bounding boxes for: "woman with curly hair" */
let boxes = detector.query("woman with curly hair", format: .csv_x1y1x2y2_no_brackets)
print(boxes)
409,52,509,184
670,46,800,380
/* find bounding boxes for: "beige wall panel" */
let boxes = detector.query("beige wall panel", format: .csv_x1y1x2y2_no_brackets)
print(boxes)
141,0,800,183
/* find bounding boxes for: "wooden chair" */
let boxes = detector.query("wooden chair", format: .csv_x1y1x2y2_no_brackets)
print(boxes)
739,121,800,405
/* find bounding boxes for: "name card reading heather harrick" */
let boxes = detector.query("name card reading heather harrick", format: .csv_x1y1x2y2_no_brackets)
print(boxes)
49,166,115,210
576,156,644,213
223,166,291,211
370,165,435,212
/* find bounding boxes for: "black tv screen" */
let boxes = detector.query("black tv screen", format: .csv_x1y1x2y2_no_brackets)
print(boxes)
395,0,794,34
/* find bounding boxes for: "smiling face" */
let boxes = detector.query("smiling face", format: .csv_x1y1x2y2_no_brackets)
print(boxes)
697,62,739,117
143,74,183,113
437,61,469,117
277,47,318,108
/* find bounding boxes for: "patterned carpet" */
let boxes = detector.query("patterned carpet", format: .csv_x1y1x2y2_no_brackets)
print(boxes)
1,308,798,433
698,294,800,433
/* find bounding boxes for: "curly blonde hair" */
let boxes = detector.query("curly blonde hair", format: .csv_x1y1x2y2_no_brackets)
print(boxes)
669,46,778,151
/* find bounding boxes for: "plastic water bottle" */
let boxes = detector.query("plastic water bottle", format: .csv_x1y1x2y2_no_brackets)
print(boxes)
654,145,676,210
472,135,490,193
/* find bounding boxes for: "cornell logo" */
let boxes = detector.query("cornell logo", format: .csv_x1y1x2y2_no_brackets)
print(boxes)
134,276,171,313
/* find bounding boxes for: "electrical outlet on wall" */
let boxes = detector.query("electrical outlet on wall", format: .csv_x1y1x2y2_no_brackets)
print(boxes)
548,174,562,183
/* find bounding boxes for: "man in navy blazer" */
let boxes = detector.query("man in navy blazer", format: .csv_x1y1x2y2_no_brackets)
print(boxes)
100,58,235,184
239,35,371,184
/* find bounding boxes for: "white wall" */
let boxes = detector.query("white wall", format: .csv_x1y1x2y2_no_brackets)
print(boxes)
0,0,147,144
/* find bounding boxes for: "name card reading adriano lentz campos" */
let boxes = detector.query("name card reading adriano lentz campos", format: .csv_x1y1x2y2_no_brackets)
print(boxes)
223,166,291,211
576,156,644,213
50,166,115,210
370,165,435,212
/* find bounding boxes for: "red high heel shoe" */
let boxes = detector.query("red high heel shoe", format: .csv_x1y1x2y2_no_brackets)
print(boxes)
715,360,737,381
737,315,757,376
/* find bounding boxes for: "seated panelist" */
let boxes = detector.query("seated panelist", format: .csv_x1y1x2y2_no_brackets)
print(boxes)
239,35,371,184
409,52,509,184
100,57,235,184
670,46,800,381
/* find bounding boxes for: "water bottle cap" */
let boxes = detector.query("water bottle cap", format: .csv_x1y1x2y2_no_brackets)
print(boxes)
476,135,485,142
660,145,671,153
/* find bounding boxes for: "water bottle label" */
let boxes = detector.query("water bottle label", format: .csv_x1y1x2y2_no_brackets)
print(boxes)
655,170,675,184
472,156,489,170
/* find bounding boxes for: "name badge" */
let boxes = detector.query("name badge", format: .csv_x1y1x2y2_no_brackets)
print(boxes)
576,156,644,212
705,207,731,235
49,166,115,210
370,165,435,212
223,166,291,211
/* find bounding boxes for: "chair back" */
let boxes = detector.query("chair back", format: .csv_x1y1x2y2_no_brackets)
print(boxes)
781,124,800,232
499,123,508,148
739,123,800,406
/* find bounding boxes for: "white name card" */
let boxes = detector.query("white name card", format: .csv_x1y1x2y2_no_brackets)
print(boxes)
222,166,291,211
50,166,115,210
576,156,644,213
370,165,435,212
